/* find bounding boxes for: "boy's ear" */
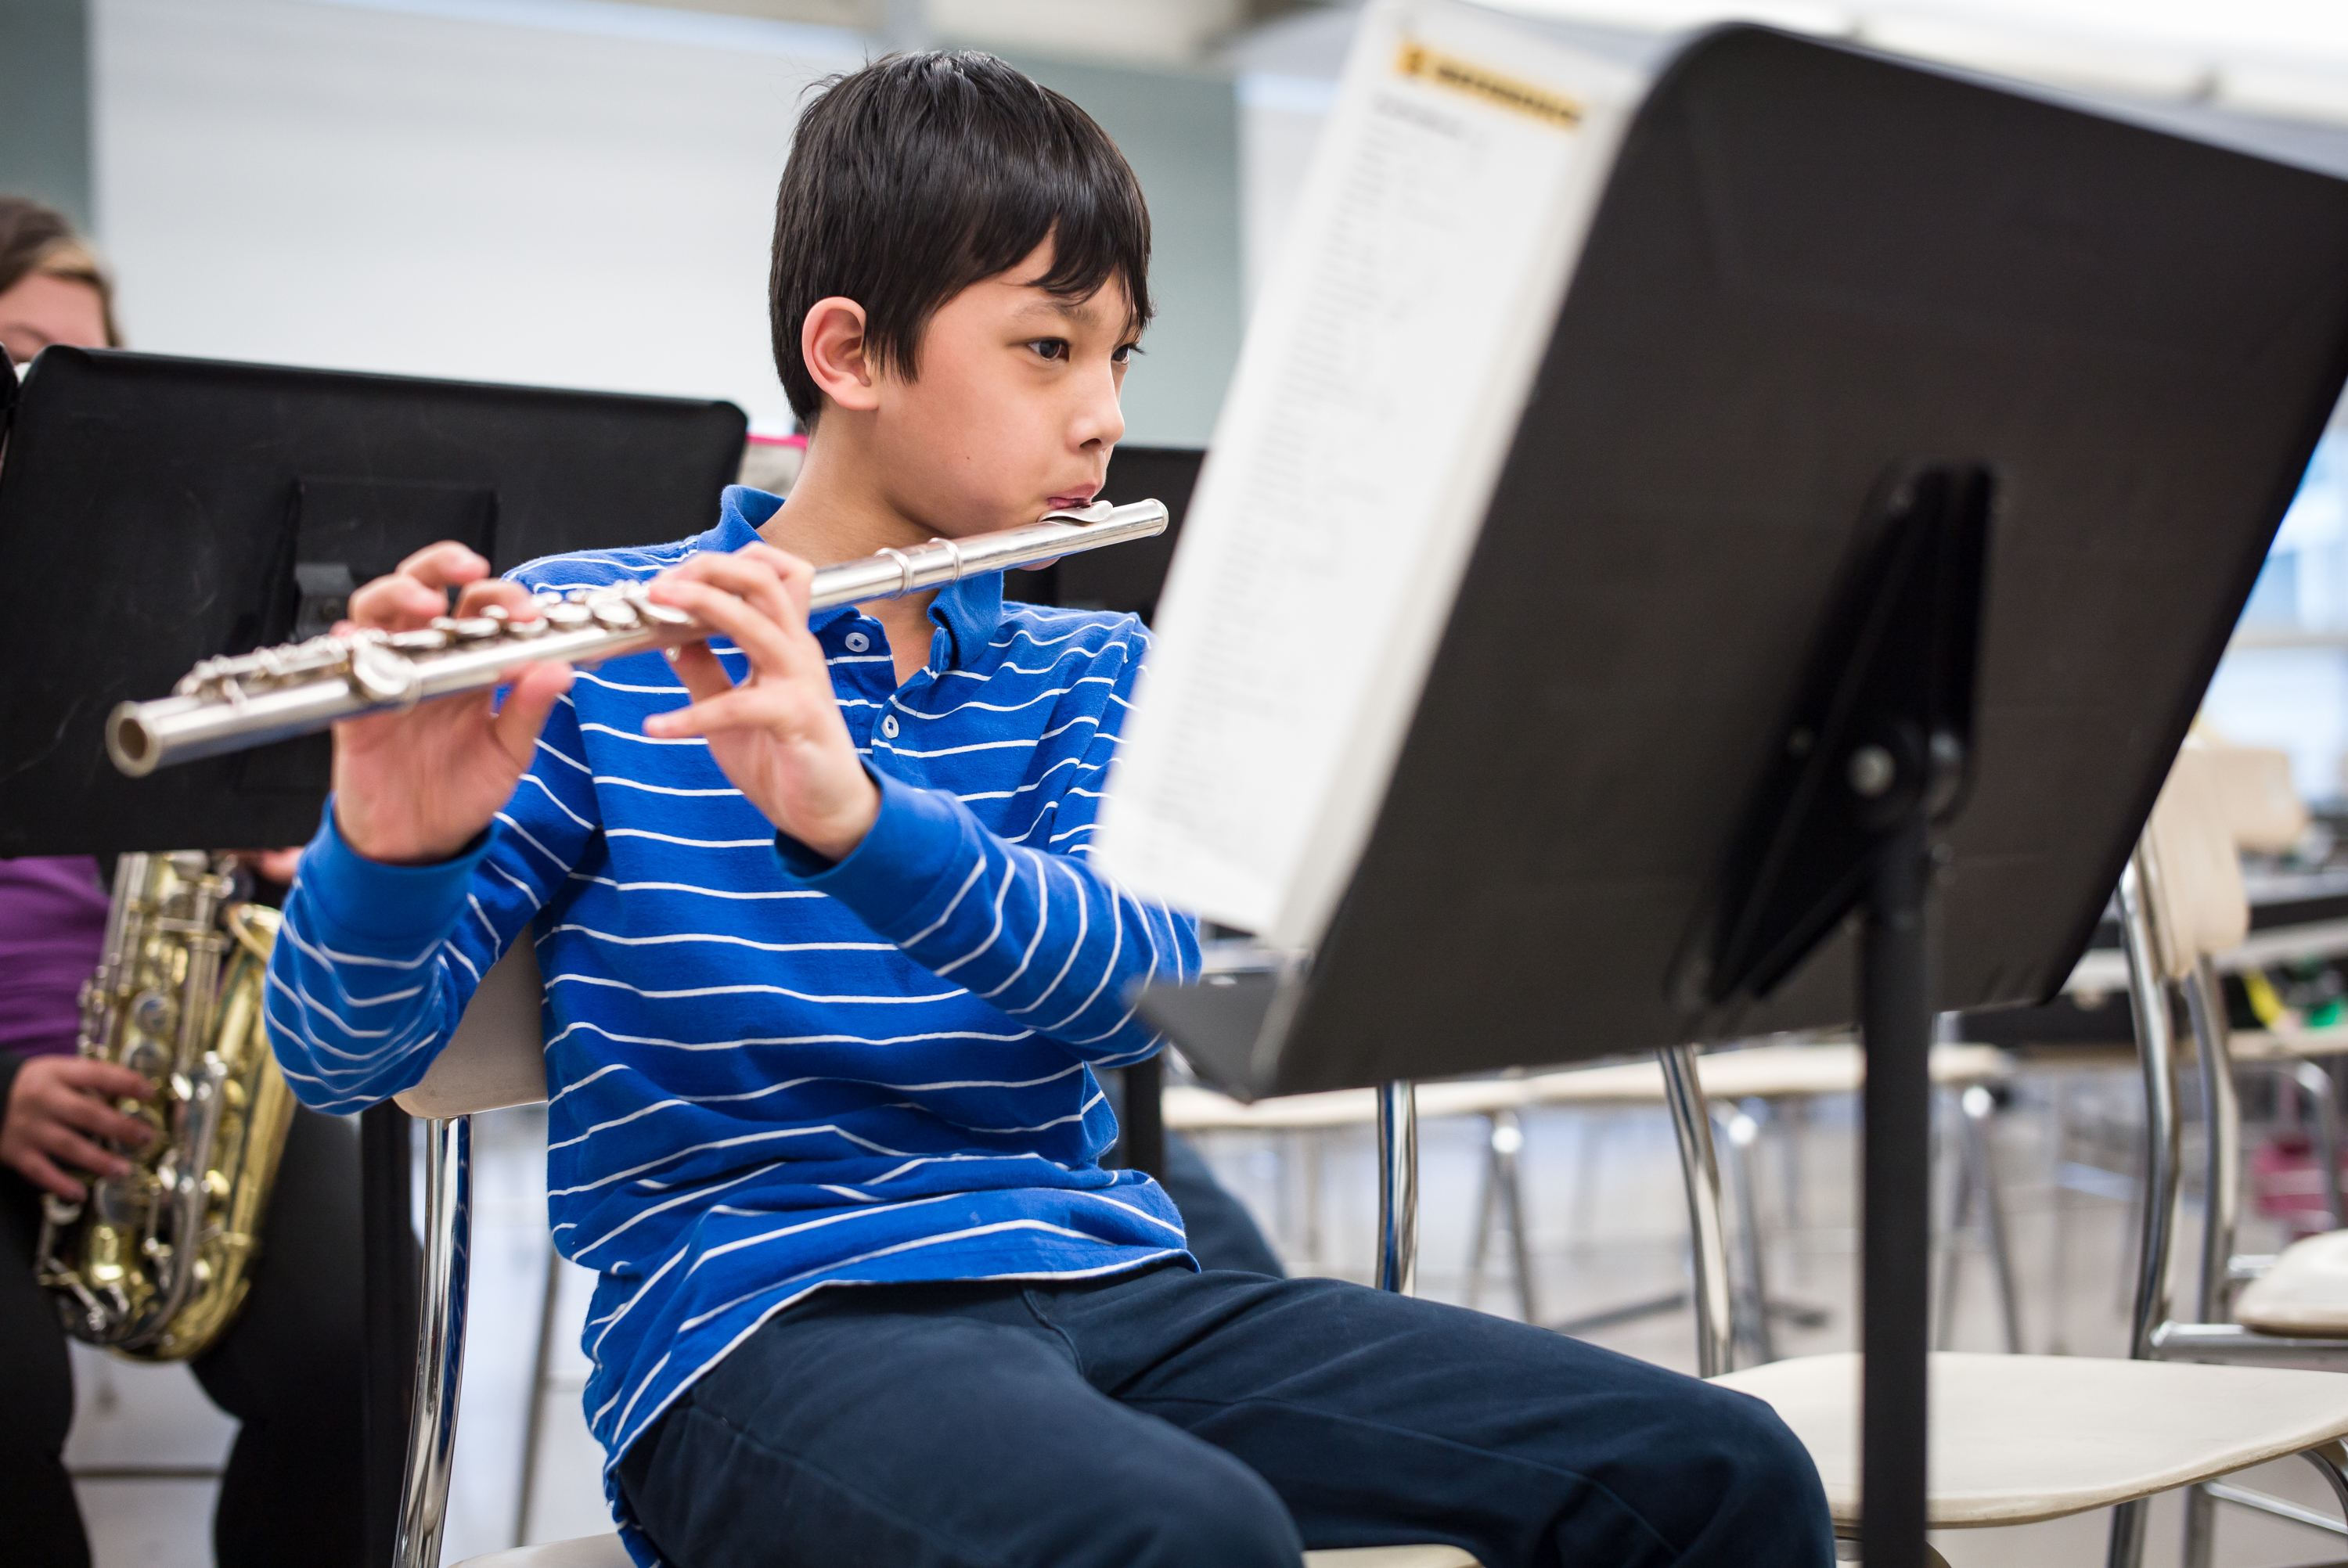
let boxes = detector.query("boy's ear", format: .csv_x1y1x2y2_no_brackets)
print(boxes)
801,297,880,415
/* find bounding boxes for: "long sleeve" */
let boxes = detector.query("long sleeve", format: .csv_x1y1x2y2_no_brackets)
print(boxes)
776,764,1201,1067
262,695,603,1112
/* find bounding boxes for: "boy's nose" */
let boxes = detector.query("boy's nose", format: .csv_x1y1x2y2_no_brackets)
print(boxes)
1073,365,1126,450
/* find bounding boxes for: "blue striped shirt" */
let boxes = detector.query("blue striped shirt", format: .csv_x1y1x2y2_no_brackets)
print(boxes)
265,486,1199,1558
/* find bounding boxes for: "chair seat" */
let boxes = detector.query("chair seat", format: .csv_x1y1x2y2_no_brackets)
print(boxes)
1162,1043,2010,1132
456,1534,1478,1566
2231,1026,2348,1063
2238,1229,2348,1337
1711,1352,2348,1528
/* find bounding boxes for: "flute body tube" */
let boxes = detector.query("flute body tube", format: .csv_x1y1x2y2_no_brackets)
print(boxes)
108,499,1167,777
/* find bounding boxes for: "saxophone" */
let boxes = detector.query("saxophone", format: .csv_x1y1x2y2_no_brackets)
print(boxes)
34,852,294,1361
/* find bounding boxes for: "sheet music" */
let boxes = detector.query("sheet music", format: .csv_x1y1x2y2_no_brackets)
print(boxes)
1097,0,1644,945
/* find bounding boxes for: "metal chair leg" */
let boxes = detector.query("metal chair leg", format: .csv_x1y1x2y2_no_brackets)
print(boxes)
1376,1081,1417,1296
1934,1090,1973,1353
2290,1059,2346,1235
2109,847,2185,1568
1722,1102,1777,1365
2181,1481,2218,1568
1493,1109,1538,1324
2184,958,2242,1323
395,1113,473,1568
1961,1084,2023,1353
1465,1117,1498,1311
512,1227,565,1548
1662,1045,1734,1378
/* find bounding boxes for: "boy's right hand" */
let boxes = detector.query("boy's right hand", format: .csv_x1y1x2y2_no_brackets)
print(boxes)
330,543,575,866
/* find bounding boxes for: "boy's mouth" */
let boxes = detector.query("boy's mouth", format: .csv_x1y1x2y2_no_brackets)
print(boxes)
1046,488,1100,512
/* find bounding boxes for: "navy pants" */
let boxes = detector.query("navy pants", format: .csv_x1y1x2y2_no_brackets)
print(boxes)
618,1264,1831,1568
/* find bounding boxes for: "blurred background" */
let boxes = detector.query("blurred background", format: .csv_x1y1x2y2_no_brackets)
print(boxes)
21,3,2348,1564
15,0,2348,792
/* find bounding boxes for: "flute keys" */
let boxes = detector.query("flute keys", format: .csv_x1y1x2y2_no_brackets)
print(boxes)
348,641,422,705
590,599,639,630
544,602,593,631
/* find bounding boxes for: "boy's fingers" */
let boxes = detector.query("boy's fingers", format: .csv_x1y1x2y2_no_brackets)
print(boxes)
658,553,802,636
394,541,493,588
666,642,738,704
348,542,495,632
732,544,819,619
455,578,542,620
347,574,451,632
646,580,801,677
490,663,575,768
644,688,815,741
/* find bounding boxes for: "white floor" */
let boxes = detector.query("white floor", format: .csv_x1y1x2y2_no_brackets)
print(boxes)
60,1057,2348,1566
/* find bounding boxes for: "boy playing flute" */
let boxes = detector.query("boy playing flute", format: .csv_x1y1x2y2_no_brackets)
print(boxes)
267,51,1829,1568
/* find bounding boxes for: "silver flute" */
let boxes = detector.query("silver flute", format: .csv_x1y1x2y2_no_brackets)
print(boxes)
109,498,1168,777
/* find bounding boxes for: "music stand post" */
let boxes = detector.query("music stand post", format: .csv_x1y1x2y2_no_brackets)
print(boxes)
1694,466,1990,1568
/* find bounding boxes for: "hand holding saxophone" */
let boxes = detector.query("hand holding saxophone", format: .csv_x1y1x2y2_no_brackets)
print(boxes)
2,1055,154,1202
331,542,576,866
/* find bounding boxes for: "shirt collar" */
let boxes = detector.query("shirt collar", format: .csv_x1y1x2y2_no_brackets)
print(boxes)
701,485,1004,672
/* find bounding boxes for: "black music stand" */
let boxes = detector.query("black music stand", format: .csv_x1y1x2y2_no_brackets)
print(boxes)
1012,442,1205,1180
1134,27,2348,1568
0,347,746,1567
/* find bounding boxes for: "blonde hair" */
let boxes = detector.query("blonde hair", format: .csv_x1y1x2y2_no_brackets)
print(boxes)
0,197,122,348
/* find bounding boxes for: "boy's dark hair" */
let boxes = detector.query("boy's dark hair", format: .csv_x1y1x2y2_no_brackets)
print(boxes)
770,52,1151,427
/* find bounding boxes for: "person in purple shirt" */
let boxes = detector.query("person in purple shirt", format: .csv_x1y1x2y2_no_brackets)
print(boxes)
0,196,365,1568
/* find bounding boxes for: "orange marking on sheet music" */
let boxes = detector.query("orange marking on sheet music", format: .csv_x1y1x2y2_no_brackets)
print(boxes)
1395,39,1583,129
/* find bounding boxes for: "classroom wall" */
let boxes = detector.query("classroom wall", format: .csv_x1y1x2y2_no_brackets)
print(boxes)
1,0,94,228
89,0,1243,444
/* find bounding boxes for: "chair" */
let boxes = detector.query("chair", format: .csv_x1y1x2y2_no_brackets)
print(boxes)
1166,1039,2018,1365
381,939,1480,1568
1682,743,2348,1566
2123,743,2348,1565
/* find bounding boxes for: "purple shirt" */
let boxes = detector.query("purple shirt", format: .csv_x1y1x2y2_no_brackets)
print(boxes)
0,856,108,1059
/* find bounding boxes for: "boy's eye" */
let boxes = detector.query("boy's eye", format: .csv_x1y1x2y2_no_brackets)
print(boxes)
1028,338,1070,361
1111,342,1140,365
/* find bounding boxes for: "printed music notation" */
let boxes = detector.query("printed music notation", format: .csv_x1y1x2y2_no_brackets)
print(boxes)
1100,0,1643,946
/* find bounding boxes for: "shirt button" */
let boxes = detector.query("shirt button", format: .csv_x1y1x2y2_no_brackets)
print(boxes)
880,714,900,739
844,631,870,653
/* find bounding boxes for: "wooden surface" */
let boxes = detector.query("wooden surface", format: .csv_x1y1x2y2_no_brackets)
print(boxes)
394,940,549,1119
1162,1043,2011,1131
1710,1352,2348,1528
2238,1230,2348,1338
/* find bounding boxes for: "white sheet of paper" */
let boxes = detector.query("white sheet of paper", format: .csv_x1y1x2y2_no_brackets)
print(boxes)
1097,0,1644,946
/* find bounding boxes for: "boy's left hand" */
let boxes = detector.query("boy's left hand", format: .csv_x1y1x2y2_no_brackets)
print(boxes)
642,544,880,862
